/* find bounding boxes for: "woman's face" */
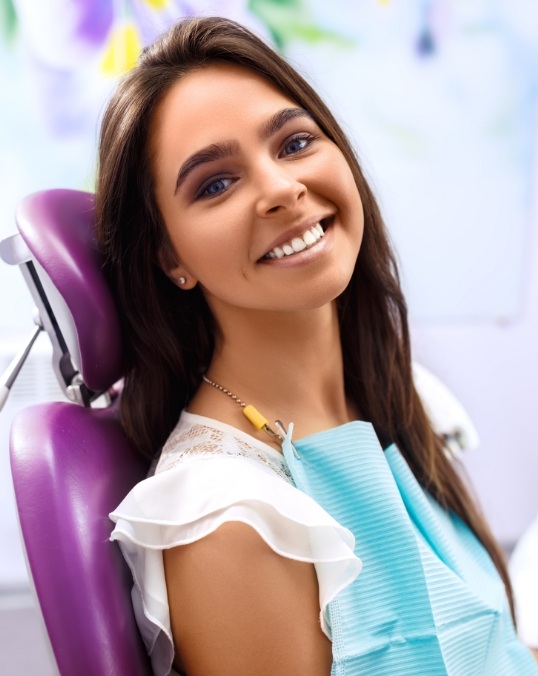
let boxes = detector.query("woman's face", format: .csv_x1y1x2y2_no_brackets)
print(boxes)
151,63,364,319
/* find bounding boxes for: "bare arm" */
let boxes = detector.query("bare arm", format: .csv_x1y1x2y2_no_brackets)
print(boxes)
163,521,333,676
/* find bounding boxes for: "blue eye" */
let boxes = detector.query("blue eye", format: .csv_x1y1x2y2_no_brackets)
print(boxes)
197,176,233,199
281,133,315,157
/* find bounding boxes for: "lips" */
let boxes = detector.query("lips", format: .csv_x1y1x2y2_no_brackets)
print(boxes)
261,216,332,261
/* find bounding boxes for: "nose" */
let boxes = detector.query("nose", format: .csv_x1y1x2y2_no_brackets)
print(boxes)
254,160,306,216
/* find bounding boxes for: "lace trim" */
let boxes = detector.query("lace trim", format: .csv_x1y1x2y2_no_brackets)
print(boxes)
156,422,293,482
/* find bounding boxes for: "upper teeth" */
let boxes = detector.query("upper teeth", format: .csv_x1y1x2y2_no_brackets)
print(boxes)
265,223,325,259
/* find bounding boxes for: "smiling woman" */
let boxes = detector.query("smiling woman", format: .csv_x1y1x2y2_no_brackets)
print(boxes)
151,62,363,317
98,16,538,676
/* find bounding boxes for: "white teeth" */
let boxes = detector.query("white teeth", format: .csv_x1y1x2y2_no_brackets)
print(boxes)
303,230,317,246
282,244,294,256
265,221,327,260
291,237,307,252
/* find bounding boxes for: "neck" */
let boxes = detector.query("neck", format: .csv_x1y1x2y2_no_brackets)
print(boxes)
190,302,357,440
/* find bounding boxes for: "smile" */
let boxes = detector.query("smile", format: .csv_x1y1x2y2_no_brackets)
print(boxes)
262,219,330,260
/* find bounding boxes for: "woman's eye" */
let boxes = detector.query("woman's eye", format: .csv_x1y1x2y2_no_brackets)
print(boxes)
196,176,233,199
280,134,315,157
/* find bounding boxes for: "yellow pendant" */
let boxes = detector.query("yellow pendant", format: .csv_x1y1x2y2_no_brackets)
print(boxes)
242,404,269,430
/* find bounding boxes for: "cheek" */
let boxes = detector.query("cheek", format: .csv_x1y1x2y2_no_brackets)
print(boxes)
166,208,246,278
315,150,361,209
341,170,363,229
326,164,363,223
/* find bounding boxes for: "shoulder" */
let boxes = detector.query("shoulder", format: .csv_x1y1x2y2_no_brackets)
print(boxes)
109,412,361,674
155,409,292,482
111,410,360,575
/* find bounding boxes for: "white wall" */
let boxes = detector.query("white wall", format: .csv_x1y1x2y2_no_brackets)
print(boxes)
412,185,538,546
411,107,538,546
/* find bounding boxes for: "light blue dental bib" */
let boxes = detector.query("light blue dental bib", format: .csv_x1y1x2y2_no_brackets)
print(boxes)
282,422,537,675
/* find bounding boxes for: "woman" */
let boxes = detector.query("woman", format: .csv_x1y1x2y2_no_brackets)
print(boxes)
102,16,537,676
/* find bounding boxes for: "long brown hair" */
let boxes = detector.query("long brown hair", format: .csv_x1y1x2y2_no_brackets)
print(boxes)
95,16,515,619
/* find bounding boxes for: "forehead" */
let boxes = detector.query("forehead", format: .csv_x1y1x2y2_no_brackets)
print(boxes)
150,63,297,160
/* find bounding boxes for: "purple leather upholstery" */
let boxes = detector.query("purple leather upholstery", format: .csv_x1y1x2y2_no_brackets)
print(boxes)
9,189,153,674
16,189,122,393
11,402,151,675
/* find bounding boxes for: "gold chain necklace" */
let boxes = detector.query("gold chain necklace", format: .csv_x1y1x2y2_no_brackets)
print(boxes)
202,374,286,443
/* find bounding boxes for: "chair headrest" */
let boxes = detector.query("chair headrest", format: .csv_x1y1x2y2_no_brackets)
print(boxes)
16,189,122,393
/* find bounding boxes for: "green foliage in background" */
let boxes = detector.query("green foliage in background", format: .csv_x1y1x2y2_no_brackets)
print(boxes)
0,0,17,45
249,0,352,51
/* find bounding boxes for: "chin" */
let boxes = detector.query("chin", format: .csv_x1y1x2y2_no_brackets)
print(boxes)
302,271,354,310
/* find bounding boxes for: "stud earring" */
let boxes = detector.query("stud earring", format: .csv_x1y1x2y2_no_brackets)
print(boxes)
178,276,187,286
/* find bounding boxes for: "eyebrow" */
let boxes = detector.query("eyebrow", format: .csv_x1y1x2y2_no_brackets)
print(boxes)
174,107,314,194
259,107,314,141
174,140,239,194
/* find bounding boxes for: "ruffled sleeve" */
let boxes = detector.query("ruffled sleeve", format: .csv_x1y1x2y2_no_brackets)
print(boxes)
110,448,361,676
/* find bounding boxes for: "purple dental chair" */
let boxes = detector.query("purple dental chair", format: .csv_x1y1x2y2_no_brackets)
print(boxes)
0,189,152,675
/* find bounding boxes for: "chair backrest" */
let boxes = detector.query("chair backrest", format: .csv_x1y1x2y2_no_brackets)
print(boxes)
3,189,152,675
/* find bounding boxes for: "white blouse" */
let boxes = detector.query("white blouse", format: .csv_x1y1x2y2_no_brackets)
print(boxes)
109,411,362,676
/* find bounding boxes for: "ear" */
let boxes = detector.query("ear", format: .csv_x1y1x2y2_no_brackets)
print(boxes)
157,247,198,290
